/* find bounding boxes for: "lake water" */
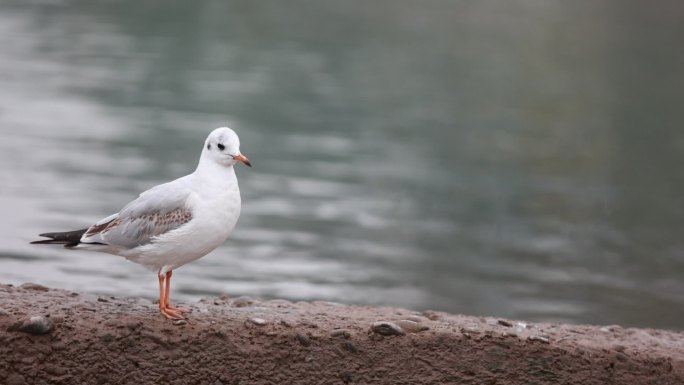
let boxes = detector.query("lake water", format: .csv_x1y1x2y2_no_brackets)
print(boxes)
1,0,684,329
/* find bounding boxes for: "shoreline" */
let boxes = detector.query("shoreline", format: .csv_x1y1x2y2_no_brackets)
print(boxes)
1,283,683,384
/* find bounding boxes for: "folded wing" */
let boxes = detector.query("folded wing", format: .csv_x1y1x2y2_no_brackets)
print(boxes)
81,179,194,248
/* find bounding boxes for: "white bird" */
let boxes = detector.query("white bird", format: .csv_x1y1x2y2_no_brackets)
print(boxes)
31,127,251,320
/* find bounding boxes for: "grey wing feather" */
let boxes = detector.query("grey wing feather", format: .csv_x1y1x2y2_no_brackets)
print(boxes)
81,178,194,248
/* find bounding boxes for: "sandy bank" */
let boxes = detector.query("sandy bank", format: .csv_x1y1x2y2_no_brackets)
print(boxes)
1,283,682,384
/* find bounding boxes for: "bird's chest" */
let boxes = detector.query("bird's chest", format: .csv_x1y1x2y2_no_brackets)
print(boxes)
189,188,241,239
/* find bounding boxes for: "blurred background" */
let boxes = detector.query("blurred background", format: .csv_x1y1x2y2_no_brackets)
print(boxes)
1,0,683,329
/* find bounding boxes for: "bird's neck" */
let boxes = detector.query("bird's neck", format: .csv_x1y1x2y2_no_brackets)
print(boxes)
193,157,238,188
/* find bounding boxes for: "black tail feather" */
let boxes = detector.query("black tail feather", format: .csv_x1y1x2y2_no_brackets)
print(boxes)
30,228,89,248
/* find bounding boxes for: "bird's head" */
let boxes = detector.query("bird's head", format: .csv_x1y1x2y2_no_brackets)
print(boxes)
202,127,251,168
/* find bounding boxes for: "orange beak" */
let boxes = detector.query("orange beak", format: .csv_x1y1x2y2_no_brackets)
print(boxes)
233,153,252,167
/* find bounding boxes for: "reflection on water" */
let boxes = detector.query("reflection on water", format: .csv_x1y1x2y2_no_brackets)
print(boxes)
1,0,684,329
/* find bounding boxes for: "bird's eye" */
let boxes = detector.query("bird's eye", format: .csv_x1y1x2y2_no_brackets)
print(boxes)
217,143,225,151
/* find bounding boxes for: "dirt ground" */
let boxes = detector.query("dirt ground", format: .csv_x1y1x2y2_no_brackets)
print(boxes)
1,283,682,385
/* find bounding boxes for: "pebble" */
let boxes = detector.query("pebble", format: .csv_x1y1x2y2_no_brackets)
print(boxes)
342,341,359,353
497,319,513,327
19,282,49,291
515,322,529,333
52,341,66,351
232,296,254,307
0,308,9,316
330,329,351,339
247,317,267,326
45,364,67,376
173,319,187,326
406,315,428,323
100,333,115,344
600,325,622,333
18,315,53,335
371,321,405,336
395,320,429,333
296,333,311,347
527,335,550,344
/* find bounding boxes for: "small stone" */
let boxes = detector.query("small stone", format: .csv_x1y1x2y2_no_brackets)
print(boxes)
45,364,67,376
100,333,115,343
20,282,49,291
18,316,53,335
52,341,66,351
97,297,109,302
247,317,267,326
173,320,187,326
330,329,351,339
342,341,359,353
515,322,529,333
296,333,311,346
616,352,628,362
497,319,513,327
395,320,429,333
600,325,622,333
0,308,9,316
232,296,254,307
406,315,427,323
528,335,550,344
371,321,405,336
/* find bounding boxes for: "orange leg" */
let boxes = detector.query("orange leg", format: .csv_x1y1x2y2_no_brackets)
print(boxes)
158,273,185,320
164,271,189,313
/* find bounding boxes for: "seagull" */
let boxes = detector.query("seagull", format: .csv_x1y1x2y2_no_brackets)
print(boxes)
31,127,251,320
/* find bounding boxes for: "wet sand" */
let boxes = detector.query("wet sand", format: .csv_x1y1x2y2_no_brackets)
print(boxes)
1,283,682,384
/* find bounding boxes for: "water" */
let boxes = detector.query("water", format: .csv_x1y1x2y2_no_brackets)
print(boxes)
1,0,683,329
